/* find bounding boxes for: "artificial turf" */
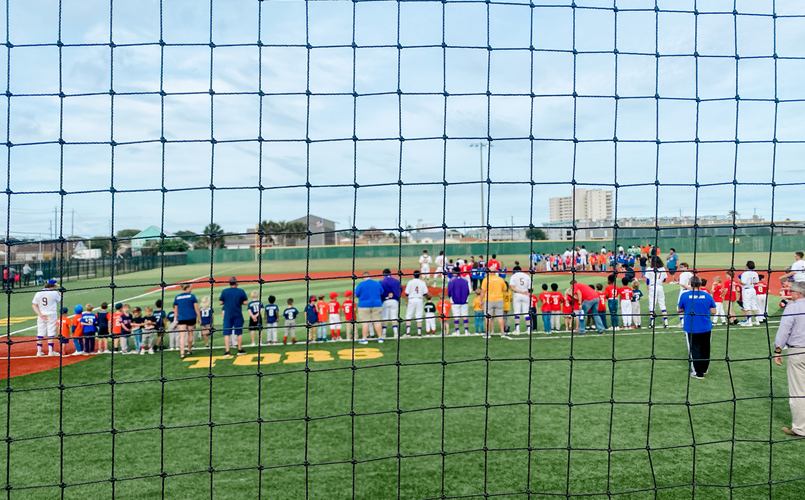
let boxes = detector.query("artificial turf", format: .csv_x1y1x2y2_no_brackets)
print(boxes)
0,253,802,499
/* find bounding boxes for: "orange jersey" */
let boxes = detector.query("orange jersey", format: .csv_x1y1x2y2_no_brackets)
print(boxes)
316,301,328,322
436,300,452,317
112,311,122,334
328,300,341,315
343,299,354,321
59,317,72,337
71,315,84,337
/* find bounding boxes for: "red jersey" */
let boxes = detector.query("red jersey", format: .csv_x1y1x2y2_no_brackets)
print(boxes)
316,302,328,322
571,295,581,311
618,287,633,301
436,300,452,317
460,264,472,277
71,315,84,337
701,286,711,295
712,284,724,303
604,284,618,300
328,300,341,315
725,280,741,301
59,316,72,337
549,291,563,311
755,282,768,295
112,311,122,334
597,292,606,311
562,295,572,314
488,259,500,271
538,292,551,312
343,299,354,321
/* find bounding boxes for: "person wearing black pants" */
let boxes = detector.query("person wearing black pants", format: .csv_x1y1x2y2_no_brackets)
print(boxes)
678,276,717,379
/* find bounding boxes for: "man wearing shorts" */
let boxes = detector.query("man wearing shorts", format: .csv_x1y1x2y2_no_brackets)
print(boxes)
480,271,506,337
219,277,248,357
380,268,401,338
355,271,384,344
31,279,61,356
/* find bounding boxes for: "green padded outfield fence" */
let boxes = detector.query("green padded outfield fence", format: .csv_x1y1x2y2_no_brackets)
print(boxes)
185,234,805,265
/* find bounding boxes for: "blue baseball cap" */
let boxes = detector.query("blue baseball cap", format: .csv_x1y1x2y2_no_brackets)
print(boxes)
74,305,83,314
115,303,123,310
61,307,68,314
47,279,58,285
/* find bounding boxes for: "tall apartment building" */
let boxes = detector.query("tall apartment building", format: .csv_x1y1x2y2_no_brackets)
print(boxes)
548,188,613,222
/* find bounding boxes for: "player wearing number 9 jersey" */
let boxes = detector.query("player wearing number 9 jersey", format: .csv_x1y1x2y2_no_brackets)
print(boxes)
31,279,62,356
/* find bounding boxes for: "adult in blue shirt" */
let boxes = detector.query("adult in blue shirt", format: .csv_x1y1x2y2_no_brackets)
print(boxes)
677,276,716,379
447,271,470,335
219,276,248,357
173,283,200,359
667,248,679,284
380,269,401,339
354,271,385,344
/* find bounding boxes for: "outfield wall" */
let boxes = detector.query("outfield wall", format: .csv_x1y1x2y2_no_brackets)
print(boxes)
185,235,805,264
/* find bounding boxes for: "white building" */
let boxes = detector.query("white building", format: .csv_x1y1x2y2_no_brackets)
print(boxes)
549,189,613,223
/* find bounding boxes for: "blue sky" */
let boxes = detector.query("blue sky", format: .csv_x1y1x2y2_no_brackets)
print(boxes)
1,0,804,239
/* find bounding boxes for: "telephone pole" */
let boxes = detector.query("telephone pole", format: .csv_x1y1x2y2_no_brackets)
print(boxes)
469,141,491,238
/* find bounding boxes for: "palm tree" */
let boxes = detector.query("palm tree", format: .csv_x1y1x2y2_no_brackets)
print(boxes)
194,223,226,250
728,210,740,220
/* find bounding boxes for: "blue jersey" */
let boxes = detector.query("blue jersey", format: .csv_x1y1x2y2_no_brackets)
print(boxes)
97,310,109,330
167,311,175,324
283,307,299,320
445,264,454,278
153,309,166,330
631,289,643,302
248,300,263,317
80,312,98,333
200,308,213,325
264,304,279,324
173,292,198,321
305,304,318,324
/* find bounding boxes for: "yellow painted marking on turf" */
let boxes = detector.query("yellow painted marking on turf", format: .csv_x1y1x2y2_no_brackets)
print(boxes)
184,356,228,369
232,353,281,366
338,348,382,360
0,316,37,326
283,350,334,363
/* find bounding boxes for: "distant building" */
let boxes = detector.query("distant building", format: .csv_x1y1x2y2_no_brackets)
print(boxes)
289,215,336,246
131,226,174,253
408,229,463,244
549,189,613,223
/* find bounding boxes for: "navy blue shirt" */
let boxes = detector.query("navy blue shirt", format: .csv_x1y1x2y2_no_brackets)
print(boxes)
354,279,384,308
173,292,198,321
153,309,166,330
97,310,109,330
200,308,213,325
248,300,263,318
305,304,318,324
678,290,716,334
448,276,470,305
283,307,298,320
219,287,248,319
380,276,401,301
264,304,279,324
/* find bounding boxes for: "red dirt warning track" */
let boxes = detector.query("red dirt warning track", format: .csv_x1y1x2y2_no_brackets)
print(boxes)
0,337,92,379
150,269,786,296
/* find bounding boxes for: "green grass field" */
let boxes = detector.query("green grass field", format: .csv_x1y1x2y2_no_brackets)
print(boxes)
1,252,803,499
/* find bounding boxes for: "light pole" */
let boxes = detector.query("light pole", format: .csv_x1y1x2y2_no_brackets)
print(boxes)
469,141,491,237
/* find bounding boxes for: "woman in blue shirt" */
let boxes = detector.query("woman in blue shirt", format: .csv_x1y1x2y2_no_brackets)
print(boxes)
172,284,200,359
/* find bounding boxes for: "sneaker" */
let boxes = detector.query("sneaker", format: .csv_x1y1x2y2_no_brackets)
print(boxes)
148,348,155,354
674,323,684,328
73,351,84,356
104,349,112,354
222,352,232,358
452,332,460,336
237,349,247,355
358,339,368,344
754,321,762,326
690,373,704,380
36,351,44,357
465,331,471,335
140,349,145,355
48,351,59,356
83,351,91,356
378,338,384,344
739,321,753,327
248,343,256,347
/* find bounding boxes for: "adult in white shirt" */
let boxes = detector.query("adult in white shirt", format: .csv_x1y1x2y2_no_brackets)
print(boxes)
31,279,62,356
600,247,607,255
508,266,532,334
419,250,433,286
781,251,805,283
404,271,428,336
434,251,445,286
644,256,669,328
579,246,588,267
740,261,761,326
675,262,694,327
